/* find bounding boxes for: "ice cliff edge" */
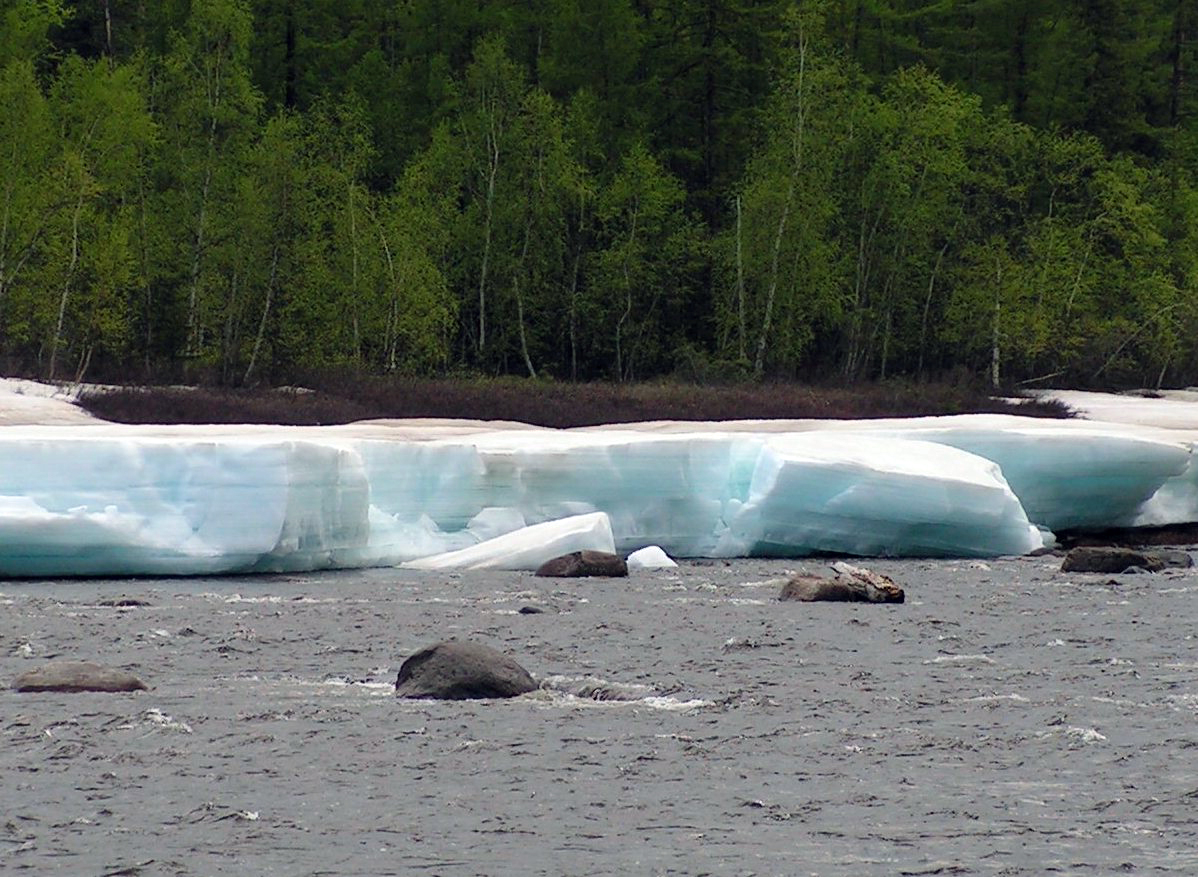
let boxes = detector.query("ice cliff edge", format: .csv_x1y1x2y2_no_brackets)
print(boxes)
0,398,1192,575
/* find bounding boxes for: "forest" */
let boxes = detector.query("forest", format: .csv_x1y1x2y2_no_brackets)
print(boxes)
2,0,1197,390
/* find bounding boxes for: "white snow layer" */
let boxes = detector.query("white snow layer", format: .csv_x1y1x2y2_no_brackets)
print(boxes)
0,385,1196,576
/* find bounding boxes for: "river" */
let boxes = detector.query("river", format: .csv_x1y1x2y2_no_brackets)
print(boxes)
3,555,1196,875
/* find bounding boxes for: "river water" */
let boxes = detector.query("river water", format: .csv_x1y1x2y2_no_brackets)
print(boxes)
2,555,1197,876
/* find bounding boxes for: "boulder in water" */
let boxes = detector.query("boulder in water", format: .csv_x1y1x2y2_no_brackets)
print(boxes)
394,640,537,700
11,660,148,693
1061,546,1193,574
535,550,628,578
779,562,905,603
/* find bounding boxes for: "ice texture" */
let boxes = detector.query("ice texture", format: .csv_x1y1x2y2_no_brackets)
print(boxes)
626,546,678,569
402,511,616,571
720,434,1043,557
0,399,1194,575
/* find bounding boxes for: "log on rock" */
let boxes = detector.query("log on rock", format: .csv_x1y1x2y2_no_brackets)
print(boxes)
779,562,904,603
11,660,148,693
535,550,628,578
1061,546,1193,574
395,640,538,700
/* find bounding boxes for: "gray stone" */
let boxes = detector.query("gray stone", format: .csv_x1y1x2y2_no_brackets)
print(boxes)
1061,546,1193,574
395,641,537,700
780,575,862,602
11,660,148,693
535,550,628,578
779,563,905,603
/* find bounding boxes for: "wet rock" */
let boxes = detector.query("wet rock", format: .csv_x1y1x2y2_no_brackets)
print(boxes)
394,640,537,700
517,605,544,614
1060,546,1193,574
535,550,628,578
780,575,861,602
11,660,148,693
779,562,905,603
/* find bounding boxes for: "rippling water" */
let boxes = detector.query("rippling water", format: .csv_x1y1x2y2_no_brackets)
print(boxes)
3,556,1197,875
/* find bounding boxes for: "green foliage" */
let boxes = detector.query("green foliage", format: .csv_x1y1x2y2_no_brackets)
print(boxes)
2,0,1198,389
0,0,67,66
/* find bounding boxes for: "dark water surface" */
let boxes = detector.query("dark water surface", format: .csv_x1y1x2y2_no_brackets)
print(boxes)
3,557,1197,876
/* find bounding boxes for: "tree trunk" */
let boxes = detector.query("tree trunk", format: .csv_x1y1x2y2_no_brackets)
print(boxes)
754,27,809,379
735,194,746,361
375,220,400,371
1169,4,1188,126
916,240,949,378
476,111,500,358
220,266,240,384
186,55,223,359
102,0,115,67
49,193,85,381
137,174,152,369
514,211,537,378
74,344,93,384
614,205,639,381
347,183,361,360
244,242,280,385
284,0,298,109
990,254,1002,391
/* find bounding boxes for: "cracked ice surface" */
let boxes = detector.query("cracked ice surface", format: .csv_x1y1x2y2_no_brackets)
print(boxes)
0,384,1194,575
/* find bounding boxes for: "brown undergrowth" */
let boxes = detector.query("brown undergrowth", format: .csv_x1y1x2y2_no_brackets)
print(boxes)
75,375,1075,427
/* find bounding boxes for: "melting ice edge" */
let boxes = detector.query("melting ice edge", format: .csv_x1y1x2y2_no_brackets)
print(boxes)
2,411,1195,576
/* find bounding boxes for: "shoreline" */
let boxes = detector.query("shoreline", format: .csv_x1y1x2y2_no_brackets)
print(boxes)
70,376,1073,427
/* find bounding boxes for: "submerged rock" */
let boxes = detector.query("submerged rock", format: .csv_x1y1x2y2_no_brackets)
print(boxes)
394,640,537,700
11,660,148,693
779,562,905,603
535,550,628,578
1061,546,1193,573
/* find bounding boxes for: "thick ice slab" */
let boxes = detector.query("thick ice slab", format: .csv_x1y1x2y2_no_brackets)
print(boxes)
722,434,1042,558
1,386,1197,574
857,416,1192,531
401,512,616,571
591,414,1193,532
0,436,369,576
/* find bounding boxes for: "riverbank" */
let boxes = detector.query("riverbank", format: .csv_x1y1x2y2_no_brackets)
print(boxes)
74,376,1073,427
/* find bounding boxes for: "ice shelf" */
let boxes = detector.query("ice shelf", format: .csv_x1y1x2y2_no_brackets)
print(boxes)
0,385,1195,576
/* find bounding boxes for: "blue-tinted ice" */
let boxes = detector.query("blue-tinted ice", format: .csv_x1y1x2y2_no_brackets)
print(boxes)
0,402,1192,575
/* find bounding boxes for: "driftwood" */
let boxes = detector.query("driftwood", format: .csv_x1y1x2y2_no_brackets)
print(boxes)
779,562,905,603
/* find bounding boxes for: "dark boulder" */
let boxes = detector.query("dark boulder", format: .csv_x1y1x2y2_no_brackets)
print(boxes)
11,660,148,693
395,640,537,700
1061,546,1193,574
535,550,628,578
779,562,905,603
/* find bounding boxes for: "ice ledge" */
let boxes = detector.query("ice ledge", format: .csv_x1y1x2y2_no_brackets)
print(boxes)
0,412,1190,576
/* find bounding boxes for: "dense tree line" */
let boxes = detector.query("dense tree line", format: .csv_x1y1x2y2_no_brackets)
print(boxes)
3,0,1198,388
